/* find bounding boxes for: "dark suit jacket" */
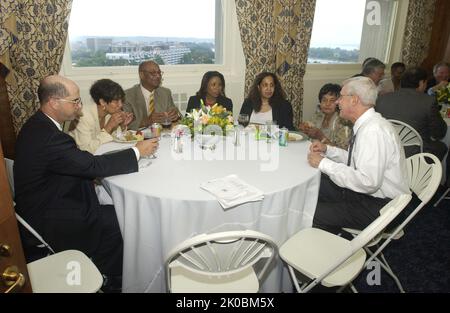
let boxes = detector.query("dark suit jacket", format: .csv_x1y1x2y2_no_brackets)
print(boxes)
14,110,138,254
376,88,448,158
186,95,233,113
239,98,295,131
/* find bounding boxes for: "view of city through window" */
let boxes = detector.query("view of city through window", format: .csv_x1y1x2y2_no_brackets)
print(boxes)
68,0,216,67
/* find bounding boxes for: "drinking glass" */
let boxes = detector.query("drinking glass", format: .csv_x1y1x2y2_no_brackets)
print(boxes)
161,114,172,137
238,114,249,128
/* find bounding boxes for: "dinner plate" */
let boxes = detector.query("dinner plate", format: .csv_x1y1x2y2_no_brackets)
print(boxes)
288,132,305,142
113,130,144,143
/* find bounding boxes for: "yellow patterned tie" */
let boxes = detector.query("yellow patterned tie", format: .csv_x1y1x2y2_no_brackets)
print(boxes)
148,93,155,116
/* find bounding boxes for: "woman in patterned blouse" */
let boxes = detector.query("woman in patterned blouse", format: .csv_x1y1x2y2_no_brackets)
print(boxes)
299,83,352,149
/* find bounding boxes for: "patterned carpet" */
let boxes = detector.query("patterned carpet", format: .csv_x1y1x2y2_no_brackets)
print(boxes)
352,185,450,293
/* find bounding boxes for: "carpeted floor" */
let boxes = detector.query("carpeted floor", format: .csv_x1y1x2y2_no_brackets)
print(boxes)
351,185,450,293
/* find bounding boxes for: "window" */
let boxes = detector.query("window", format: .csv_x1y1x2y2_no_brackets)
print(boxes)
308,0,398,64
68,0,220,67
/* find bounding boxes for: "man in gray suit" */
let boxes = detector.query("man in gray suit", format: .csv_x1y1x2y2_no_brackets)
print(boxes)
376,67,448,160
124,60,180,130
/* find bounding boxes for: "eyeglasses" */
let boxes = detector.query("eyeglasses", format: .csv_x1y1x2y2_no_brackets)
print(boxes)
55,97,82,105
141,70,163,76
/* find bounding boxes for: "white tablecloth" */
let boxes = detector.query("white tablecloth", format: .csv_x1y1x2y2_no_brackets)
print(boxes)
96,135,320,293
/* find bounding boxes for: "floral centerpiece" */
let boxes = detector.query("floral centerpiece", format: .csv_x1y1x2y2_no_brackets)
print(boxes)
436,82,450,105
180,101,234,136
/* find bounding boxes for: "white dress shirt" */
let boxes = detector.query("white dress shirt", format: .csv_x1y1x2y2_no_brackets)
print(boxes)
318,108,410,199
140,84,155,115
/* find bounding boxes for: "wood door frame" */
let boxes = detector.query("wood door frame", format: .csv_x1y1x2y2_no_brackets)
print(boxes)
0,142,31,292
0,69,16,159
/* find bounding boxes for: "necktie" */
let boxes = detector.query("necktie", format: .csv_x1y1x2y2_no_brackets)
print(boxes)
148,93,155,116
347,130,356,166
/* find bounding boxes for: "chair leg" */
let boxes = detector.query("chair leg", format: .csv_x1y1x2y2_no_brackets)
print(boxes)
433,187,450,207
365,248,405,293
288,265,303,293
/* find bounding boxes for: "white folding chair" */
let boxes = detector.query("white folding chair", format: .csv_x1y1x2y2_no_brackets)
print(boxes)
279,194,412,293
343,153,442,292
433,187,450,207
3,158,103,292
388,119,423,153
165,230,277,293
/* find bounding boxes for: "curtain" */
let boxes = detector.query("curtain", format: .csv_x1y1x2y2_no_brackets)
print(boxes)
401,0,436,67
235,0,316,125
0,0,72,134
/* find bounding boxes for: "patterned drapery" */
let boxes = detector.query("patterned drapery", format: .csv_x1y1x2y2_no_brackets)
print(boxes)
0,0,72,134
235,0,316,124
401,0,436,67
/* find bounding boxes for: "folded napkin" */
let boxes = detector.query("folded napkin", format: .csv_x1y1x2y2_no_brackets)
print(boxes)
200,174,264,209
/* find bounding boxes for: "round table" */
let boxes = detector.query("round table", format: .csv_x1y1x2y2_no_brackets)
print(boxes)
96,134,320,293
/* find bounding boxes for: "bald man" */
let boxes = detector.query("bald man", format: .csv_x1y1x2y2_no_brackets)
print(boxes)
14,75,159,291
124,60,180,130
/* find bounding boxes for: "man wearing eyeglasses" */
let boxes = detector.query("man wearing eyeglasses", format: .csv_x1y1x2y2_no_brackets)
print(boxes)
14,75,159,291
307,76,410,234
124,60,180,130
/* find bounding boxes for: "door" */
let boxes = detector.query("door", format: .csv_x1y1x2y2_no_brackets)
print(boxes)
0,143,31,293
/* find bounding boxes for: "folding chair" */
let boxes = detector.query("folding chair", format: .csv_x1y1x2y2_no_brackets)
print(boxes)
279,194,412,293
165,230,277,293
3,158,103,293
388,119,423,153
433,187,450,207
343,153,442,292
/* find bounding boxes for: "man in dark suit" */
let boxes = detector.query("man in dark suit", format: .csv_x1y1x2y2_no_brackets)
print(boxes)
14,75,159,287
124,60,180,130
376,67,447,160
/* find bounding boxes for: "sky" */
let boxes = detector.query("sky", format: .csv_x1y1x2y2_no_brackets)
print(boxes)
309,0,366,49
69,0,366,48
69,0,215,39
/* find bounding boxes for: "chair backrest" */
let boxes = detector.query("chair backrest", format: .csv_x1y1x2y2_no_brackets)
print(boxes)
4,158,14,196
165,230,277,291
388,119,423,152
407,153,442,204
350,194,412,251
363,153,441,266
4,158,55,254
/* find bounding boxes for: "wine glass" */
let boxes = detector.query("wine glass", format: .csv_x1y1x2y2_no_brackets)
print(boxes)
161,113,172,137
238,114,249,128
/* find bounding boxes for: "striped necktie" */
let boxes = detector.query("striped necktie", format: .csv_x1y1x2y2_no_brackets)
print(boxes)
148,93,155,115
347,130,356,166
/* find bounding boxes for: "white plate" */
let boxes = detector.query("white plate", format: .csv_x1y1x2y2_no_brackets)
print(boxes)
113,130,144,143
288,132,304,142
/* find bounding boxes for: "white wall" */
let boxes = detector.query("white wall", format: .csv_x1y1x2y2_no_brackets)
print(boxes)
61,0,408,123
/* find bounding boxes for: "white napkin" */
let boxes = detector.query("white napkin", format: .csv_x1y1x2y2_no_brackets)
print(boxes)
200,174,264,209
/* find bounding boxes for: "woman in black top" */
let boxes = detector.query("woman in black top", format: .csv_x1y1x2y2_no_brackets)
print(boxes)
239,72,294,130
186,71,233,112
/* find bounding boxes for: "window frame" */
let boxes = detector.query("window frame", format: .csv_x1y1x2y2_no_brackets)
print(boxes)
60,0,240,79
305,0,405,73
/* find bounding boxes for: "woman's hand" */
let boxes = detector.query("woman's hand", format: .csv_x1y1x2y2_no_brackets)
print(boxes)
122,112,134,128
104,112,125,134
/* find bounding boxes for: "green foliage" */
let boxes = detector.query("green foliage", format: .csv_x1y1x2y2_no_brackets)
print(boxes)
308,47,359,63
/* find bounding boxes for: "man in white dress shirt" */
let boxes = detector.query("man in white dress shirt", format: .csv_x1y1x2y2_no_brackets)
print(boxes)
307,76,410,233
